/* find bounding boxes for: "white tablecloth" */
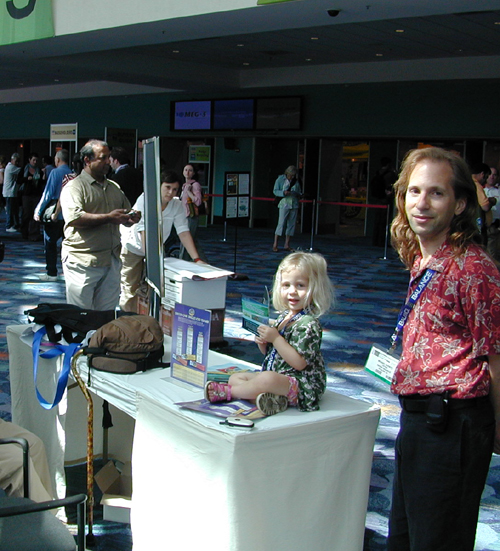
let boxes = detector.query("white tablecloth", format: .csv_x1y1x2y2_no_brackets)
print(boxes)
8,324,380,550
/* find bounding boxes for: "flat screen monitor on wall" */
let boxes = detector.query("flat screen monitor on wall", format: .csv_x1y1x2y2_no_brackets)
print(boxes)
213,99,254,130
255,96,302,130
173,100,211,131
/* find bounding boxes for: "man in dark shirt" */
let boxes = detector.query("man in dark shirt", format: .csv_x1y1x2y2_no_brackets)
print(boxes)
109,147,143,205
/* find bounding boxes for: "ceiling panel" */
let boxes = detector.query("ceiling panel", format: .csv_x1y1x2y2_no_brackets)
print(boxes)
1,5,500,99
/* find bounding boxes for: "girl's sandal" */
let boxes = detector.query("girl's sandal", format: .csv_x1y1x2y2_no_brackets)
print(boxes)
204,381,232,403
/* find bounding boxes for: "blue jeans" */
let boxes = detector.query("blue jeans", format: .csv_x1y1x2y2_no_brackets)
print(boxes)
5,197,19,229
43,220,64,276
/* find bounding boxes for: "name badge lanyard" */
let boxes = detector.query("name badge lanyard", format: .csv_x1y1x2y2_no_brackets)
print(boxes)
262,309,305,371
389,268,435,352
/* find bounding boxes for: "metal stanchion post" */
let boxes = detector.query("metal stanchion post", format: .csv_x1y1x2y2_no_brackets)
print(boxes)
221,220,227,242
382,205,390,260
307,199,316,251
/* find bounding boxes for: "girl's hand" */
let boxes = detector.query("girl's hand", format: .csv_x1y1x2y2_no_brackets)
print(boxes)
255,335,268,355
258,322,308,371
257,324,280,344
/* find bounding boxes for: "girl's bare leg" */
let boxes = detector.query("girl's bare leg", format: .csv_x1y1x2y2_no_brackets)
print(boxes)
228,371,290,401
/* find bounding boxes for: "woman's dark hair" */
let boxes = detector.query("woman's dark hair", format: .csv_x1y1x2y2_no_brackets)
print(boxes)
160,170,180,185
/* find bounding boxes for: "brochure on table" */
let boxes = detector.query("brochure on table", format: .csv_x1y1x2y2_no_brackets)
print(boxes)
164,257,233,281
241,296,270,335
176,398,264,419
171,303,211,389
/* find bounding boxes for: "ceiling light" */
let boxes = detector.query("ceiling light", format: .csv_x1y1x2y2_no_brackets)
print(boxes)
396,29,404,33
305,58,312,61
376,53,383,57
243,62,250,66
311,37,319,40
237,44,244,47
172,50,179,54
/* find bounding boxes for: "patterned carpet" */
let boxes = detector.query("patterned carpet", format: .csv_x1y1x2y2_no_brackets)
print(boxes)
0,213,499,550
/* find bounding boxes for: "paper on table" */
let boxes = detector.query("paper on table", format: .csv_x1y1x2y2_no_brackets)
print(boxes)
164,257,233,280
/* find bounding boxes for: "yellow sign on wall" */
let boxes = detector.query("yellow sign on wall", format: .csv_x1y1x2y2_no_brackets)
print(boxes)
189,145,211,164
50,123,78,142
1,0,54,46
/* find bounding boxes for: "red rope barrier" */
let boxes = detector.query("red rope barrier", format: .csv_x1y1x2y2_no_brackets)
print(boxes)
206,194,387,210
318,200,388,210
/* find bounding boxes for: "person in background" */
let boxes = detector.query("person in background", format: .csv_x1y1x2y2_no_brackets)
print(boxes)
371,156,397,247
205,252,334,416
20,153,43,241
3,152,22,232
0,418,54,503
60,140,140,310
109,147,143,205
120,170,204,312
62,153,84,188
272,165,302,252
485,166,500,263
179,163,207,262
41,155,55,183
471,162,494,246
34,149,72,281
388,146,500,551
0,155,6,212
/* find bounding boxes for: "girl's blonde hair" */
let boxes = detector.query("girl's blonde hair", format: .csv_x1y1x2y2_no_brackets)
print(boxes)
272,252,335,317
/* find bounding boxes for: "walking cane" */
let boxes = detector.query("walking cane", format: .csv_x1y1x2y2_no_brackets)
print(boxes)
71,349,95,546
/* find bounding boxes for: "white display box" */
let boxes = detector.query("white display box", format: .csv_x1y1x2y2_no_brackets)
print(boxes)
95,460,132,524
162,258,232,311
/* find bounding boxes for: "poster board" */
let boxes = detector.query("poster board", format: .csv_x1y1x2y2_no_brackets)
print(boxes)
171,303,211,389
143,137,163,298
224,172,250,220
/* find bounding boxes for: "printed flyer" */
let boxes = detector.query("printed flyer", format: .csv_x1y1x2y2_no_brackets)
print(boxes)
241,296,269,335
171,303,211,389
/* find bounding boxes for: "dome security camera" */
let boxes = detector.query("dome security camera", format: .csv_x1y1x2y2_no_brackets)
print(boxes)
327,9,340,17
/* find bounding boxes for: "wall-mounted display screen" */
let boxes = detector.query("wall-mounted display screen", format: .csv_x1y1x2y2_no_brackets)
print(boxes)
213,99,254,130
171,96,302,131
173,100,211,130
255,96,302,130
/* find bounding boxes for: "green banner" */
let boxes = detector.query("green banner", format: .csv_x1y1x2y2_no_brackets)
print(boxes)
257,0,298,4
1,0,54,46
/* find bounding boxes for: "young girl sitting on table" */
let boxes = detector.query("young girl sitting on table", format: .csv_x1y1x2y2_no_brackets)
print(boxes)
205,251,335,416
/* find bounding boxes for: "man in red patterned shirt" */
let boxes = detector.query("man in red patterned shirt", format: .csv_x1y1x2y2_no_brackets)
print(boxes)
388,147,500,551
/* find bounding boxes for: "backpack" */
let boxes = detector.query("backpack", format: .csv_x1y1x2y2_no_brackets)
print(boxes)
84,315,168,374
25,303,130,409
25,303,118,344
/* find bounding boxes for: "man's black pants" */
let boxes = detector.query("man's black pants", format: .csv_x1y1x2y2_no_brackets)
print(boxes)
388,396,494,551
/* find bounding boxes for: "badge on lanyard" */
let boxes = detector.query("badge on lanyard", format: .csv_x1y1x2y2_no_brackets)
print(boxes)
364,268,435,386
365,344,400,384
